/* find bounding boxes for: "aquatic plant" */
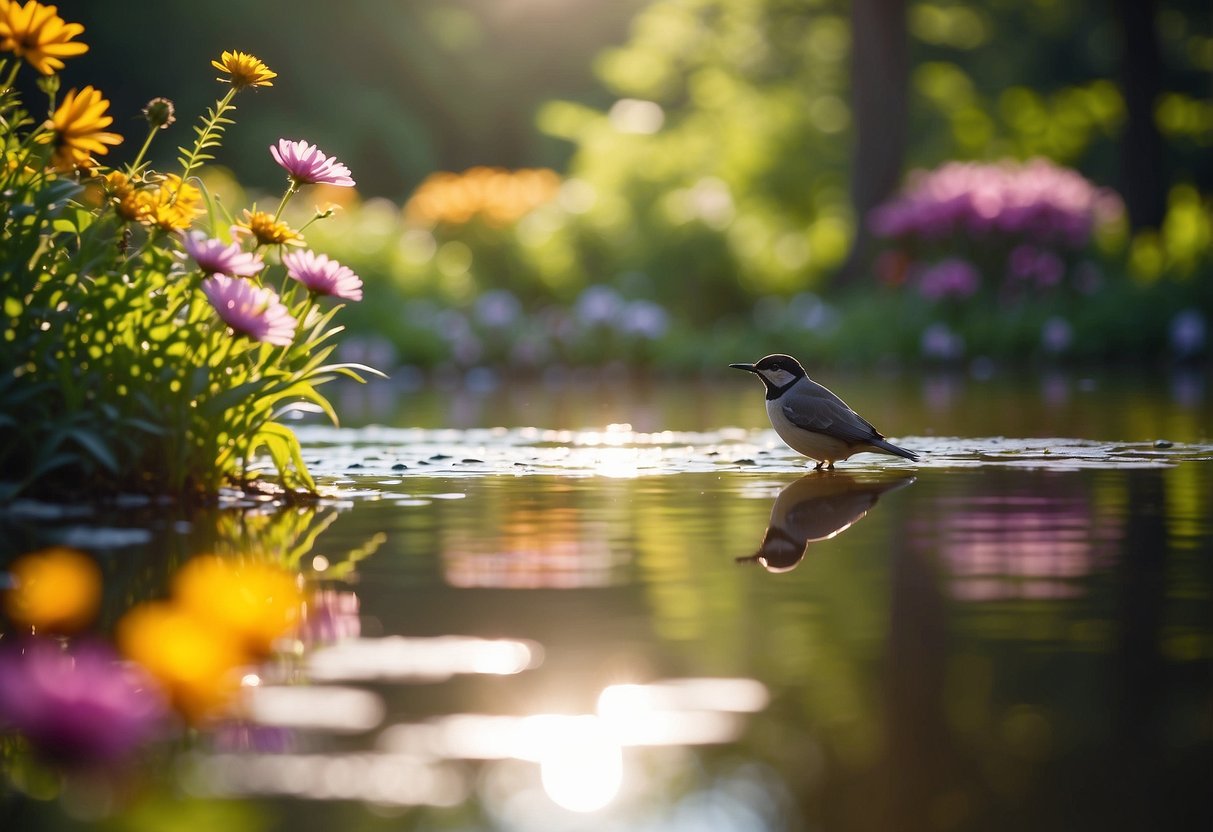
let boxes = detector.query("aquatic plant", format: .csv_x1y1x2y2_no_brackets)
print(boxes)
0,5,380,500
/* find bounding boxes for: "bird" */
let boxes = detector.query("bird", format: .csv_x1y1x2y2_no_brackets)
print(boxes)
737,472,916,572
730,353,919,468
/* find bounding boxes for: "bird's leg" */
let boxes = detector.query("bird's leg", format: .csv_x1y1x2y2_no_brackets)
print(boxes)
814,461,824,470
827,461,835,470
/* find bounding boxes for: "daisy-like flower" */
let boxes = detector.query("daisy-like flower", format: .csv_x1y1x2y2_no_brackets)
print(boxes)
282,249,363,301
0,0,88,75
104,171,153,223
212,49,276,90
149,174,202,232
271,139,355,188
182,231,264,277
202,275,297,346
42,85,122,171
232,209,304,247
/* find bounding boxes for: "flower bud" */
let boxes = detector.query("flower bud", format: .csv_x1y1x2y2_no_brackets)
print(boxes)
142,97,176,130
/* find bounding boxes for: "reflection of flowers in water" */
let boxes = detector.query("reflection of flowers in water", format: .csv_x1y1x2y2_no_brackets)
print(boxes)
443,508,624,589
930,495,1114,601
0,639,166,764
117,556,303,722
299,590,361,645
3,546,101,634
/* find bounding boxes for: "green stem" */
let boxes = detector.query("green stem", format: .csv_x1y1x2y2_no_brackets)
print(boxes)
1,61,20,94
274,181,298,222
179,87,236,187
128,124,159,173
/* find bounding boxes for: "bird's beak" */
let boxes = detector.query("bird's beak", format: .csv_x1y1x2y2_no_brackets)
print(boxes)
729,363,756,373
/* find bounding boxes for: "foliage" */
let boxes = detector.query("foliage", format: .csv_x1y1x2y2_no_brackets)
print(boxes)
0,7,380,501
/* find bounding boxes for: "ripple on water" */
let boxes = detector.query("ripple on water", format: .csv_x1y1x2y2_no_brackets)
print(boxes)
290,425,1213,485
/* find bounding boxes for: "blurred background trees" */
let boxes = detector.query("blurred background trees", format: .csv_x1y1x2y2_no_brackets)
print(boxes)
59,0,1212,368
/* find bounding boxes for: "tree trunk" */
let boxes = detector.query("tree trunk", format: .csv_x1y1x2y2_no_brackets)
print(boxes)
1115,0,1167,229
836,0,909,286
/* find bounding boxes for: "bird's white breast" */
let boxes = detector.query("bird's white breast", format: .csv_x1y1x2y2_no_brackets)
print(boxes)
765,397,854,463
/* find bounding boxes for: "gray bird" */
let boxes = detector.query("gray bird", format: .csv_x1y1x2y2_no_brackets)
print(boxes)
730,354,919,468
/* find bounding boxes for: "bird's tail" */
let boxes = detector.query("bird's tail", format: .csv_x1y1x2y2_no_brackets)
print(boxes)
870,438,919,461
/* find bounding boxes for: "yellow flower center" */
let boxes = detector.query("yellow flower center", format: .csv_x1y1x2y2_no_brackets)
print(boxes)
236,210,303,247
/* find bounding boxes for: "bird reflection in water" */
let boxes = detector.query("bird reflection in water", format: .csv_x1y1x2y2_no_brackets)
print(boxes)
739,473,916,572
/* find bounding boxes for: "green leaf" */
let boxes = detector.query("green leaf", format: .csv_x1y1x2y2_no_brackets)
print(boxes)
252,421,316,491
65,427,119,474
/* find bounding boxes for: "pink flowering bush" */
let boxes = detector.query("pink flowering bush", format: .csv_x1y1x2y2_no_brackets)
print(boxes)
870,158,1124,302
0,29,380,499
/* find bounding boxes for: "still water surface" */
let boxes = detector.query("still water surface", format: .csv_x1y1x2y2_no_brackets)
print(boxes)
3,371,1212,831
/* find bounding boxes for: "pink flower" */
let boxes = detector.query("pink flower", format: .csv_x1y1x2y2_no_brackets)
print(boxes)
270,139,355,187
869,159,1123,250
282,249,363,301
182,231,264,277
0,639,166,764
202,275,297,346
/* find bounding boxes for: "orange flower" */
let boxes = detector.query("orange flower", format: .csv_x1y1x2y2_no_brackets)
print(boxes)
405,166,561,227
44,85,122,171
172,556,302,658
117,602,246,723
3,547,101,633
0,0,88,75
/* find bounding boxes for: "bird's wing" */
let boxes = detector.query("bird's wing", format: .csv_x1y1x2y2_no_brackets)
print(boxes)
780,383,883,445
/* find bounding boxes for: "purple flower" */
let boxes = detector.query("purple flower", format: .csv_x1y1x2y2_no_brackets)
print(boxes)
281,249,363,301
1041,316,1074,354
921,322,965,360
916,257,981,301
869,159,1123,250
1008,244,1065,287
0,639,166,764
182,231,265,277
271,139,355,187
617,299,669,340
574,285,624,326
1170,309,1206,357
202,275,297,346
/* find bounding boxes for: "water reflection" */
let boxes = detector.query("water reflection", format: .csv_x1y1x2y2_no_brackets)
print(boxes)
932,492,1112,601
4,399,1212,832
739,473,916,572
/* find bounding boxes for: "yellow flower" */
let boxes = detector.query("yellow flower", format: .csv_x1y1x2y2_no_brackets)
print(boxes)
211,50,276,90
44,85,122,171
172,555,302,657
3,547,101,633
104,170,154,223
233,209,304,247
148,173,202,231
117,601,247,723
0,0,88,75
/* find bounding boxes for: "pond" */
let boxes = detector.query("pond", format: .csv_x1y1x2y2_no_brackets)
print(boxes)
2,368,1212,832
